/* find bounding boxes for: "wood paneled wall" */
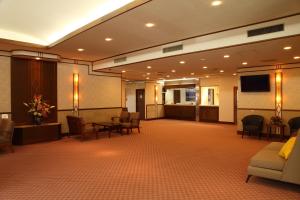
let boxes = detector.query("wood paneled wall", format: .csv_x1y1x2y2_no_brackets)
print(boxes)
11,57,57,124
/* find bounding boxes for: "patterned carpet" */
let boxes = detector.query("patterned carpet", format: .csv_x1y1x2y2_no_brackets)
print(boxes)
0,120,299,200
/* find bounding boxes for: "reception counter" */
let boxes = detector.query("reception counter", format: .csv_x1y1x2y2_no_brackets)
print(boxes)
164,105,196,121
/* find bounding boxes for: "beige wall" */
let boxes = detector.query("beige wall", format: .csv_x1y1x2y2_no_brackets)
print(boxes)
237,64,300,133
57,62,121,110
0,55,11,113
58,108,121,133
201,76,238,122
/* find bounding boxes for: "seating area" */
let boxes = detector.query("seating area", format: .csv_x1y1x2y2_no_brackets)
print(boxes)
247,132,300,185
1,1,300,199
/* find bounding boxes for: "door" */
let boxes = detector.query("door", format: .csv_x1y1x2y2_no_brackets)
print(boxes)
233,86,238,124
136,89,145,120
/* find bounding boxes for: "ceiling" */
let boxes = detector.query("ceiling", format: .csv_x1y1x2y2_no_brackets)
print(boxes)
97,35,300,81
0,0,136,46
0,0,300,82
0,0,300,61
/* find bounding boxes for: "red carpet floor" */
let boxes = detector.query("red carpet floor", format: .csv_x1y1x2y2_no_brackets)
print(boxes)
0,120,299,200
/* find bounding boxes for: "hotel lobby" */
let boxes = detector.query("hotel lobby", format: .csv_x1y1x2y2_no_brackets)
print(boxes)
1,0,300,199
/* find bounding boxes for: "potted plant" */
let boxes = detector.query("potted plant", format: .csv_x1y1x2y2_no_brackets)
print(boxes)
24,94,55,125
270,116,283,125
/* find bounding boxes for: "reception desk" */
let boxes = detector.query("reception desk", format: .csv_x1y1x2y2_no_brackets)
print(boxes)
164,105,196,121
199,106,219,122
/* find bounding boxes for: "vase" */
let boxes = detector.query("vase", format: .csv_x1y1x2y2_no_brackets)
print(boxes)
33,116,42,125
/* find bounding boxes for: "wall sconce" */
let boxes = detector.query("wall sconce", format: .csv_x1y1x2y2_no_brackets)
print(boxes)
73,73,79,114
275,71,282,117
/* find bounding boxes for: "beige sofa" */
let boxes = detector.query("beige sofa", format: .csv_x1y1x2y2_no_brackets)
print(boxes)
247,133,300,185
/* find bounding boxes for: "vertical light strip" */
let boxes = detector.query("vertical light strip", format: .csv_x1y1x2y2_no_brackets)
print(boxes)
275,68,282,118
73,73,79,115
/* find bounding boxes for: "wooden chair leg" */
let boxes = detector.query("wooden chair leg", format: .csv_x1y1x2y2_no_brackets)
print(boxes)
138,127,140,133
246,175,252,183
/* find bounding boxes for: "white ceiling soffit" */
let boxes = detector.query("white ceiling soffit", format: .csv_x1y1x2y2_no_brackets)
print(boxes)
48,0,300,61
93,15,300,70
99,34,300,81
0,0,138,46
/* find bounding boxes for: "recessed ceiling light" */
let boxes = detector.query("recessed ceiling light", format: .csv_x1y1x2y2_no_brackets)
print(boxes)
203,66,208,69
200,58,206,61
242,62,248,65
220,70,224,73
224,55,230,58
179,61,185,64
233,73,237,76
145,23,155,28
146,77,150,80
35,57,41,60
166,75,170,78
146,72,151,75
105,38,112,41
191,72,195,75
283,46,292,50
294,56,300,60
171,69,176,73
147,66,152,69
205,75,210,78
122,70,126,73
77,48,84,52
211,1,222,6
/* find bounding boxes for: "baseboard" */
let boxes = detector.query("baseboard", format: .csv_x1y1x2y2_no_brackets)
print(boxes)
218,121,235,125
145,117,165,121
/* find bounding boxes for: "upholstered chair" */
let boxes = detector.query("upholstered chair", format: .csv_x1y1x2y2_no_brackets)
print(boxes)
242,115,264,139
288,117,300,136
66,116,98,140
121,112,141,134
0,119,15,153
112,111,130,123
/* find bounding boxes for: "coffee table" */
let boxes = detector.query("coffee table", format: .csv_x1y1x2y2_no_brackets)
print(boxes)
92,122,122,138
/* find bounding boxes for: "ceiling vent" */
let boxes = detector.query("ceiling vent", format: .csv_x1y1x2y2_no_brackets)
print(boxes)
247,24,284,37
163,44,183,53
114,57,127,63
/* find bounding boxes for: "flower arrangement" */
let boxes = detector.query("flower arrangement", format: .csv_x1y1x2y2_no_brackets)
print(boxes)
270,116,282,125
24,94,55,124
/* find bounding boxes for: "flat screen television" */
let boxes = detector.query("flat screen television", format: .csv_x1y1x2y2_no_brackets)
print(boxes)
240,74,270,92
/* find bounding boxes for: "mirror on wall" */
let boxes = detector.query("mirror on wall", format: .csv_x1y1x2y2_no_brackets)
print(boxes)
201,86,219,106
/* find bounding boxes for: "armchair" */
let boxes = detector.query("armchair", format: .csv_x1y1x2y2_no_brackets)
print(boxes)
112,111,130,123
242,115,264,139
66,116,100,140
121,112,141,134
0,119,14,153
288,117,300,136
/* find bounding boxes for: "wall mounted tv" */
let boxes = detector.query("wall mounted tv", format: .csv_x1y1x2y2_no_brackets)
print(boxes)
240,74,270,92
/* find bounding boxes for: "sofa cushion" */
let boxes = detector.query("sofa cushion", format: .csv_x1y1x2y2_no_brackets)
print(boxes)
265,142,284,151
279,137,296,159
250,149,286,171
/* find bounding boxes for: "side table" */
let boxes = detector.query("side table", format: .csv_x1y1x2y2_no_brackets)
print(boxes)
266,123,286,140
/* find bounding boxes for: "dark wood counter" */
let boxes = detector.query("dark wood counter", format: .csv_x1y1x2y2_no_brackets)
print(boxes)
13,123,61,145
164,105,196,121
199,106,219,122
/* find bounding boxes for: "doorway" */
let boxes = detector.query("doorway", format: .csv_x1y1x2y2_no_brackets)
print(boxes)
136,89,145,120
233,86,238,124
